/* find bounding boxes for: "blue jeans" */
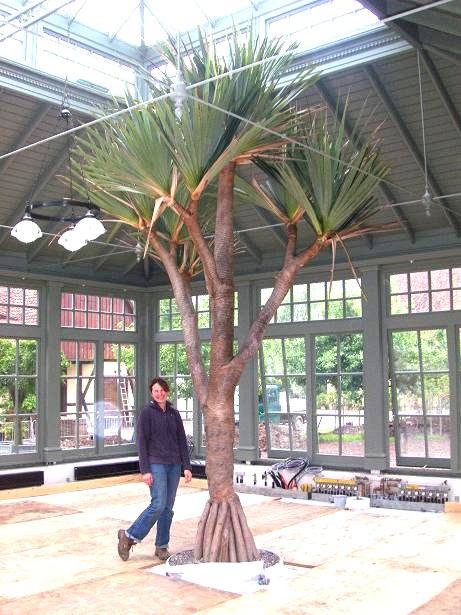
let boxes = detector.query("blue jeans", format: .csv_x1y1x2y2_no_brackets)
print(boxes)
126,463,181,547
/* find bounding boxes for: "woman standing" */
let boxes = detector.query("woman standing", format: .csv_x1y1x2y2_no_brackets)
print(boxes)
117,377,192,561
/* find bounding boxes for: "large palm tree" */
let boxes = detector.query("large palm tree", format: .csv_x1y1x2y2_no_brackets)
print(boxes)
76,30,390,562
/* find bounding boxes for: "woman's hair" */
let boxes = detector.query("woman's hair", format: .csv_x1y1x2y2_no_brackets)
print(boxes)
149,377,170,393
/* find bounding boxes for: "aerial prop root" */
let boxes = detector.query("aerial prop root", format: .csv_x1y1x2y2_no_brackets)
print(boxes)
193,495,259,563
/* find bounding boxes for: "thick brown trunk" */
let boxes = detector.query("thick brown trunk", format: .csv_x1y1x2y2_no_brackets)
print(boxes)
193,385,259,563
191,162,258,562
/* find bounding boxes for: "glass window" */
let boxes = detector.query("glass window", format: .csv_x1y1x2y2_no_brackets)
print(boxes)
0,285,39,325
61,292,136,331
261,278,362,324
389,329,450,462
158,342,195,436
158,293,238,331
314,334,364,457
259,337,307,456
0,338,38,455
36,33,136,97
102,343,136,446
60,341,96,450
266,0,377,50
389,267,461,315
158,341,240,447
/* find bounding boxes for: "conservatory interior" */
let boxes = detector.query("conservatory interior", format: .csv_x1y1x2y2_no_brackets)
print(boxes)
0,0,461,487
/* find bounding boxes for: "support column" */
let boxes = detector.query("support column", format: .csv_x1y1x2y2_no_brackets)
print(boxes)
362,267,388,470
42,281,64,464
235,281,259,462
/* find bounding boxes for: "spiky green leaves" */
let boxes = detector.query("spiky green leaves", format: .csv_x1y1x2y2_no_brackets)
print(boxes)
248,105,389,237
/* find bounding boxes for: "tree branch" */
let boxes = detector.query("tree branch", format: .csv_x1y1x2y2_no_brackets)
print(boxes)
229,235,329,374
180,198,220,296
147,230,208,403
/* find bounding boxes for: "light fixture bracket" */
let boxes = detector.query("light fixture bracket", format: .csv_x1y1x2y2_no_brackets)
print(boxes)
26,198,101,223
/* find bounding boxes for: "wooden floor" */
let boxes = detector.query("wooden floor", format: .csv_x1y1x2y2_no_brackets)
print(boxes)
1,475,461,615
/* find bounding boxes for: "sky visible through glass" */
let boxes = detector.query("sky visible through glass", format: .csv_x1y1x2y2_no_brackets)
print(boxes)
58,0,256,46
57,0,378,47
1,1,378,97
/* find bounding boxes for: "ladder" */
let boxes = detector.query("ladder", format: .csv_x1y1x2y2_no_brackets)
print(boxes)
119,379,130,413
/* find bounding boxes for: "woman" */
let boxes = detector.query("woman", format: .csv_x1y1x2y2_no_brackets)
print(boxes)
117,377,192,561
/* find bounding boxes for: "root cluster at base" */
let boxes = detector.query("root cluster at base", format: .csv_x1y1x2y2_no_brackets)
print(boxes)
193,495,260,563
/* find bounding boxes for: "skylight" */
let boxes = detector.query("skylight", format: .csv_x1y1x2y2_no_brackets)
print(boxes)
56,0,378,48
58,0,256,46
2,1,379,98
266,0,379,51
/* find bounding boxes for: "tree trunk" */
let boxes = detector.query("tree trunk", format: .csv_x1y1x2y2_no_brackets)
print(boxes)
191,161,259,563
193,385,259,563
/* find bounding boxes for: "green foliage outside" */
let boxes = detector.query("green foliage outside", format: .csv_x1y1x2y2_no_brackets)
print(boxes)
119,344,135,375
0,339,37,411
0,338,37,443
315,333,363,409
0,339,72,443
159,341,212,404
391,329,449,415
318,432,364,442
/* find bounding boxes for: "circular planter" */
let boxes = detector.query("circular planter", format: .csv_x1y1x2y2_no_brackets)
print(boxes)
163,549,282,593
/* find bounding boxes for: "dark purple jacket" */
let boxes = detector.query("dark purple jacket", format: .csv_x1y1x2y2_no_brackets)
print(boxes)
137,399,191,475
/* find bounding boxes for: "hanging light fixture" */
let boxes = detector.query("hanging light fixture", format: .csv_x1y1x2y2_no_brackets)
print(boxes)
11,101,105,251
10,210,43,244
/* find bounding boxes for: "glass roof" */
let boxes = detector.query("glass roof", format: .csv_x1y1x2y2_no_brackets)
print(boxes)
1,2,378,98
56,0,378,48
58,0,257,46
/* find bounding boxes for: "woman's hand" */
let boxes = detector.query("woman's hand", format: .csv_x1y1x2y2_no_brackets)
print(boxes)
142,472,153,486
184,469,192,483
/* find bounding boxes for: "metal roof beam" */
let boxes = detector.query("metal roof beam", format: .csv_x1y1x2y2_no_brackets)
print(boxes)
360,1,461,64
425,44,461,66
25,145,70,261
0,102,50,179
0,141,68,249
316,80,415,243
359,2,461,139
402,6,461,37
420,49,461,140
252,207,287,250
0,1,49,29
122,255,141,276
234,222,262,263
363,64,460,235
0,0,76,43
418,27,461,61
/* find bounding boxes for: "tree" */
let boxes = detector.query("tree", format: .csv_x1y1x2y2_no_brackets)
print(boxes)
0,339,38,444
77,30,390,562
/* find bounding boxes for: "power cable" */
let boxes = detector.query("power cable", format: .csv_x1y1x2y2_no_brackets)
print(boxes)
379,0,454,24
417,50,433,217
186,93,411,195
66,0,90,28
2,3,459,202
0,0,76,43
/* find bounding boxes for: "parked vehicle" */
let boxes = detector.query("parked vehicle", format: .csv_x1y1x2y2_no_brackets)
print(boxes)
233,384,306,429
258,385,306,430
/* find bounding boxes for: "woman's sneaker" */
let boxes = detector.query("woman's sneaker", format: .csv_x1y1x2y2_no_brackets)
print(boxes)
154,546,170,561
